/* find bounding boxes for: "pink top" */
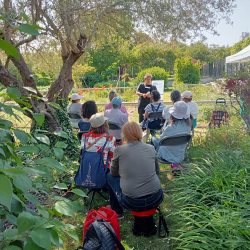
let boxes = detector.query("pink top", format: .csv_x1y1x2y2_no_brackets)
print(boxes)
105,103,128,114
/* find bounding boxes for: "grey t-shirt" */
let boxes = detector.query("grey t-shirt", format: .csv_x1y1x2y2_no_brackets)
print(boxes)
111,141,160,198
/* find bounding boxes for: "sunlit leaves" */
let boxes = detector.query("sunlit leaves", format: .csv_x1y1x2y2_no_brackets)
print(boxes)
0,39,20,58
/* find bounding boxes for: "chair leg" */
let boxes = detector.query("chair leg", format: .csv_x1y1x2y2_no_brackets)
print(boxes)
88,191,96,210
157,208,169,237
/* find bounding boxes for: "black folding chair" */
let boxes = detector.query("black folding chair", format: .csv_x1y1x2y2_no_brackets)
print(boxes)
68,113,82,129
158,134,192,173
108,121,121,130
68,113,82,119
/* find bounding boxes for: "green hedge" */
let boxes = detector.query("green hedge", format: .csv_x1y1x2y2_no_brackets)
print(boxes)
174,57,200,84
136,67,169,85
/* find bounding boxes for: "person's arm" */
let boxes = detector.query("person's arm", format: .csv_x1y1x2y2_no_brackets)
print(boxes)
111,147,120,176
144,111,149,119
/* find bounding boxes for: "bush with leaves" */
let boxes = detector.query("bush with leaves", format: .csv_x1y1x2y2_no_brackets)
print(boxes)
168,125,250,249
174,57,200,84
0,93,86,250
136,67,169,86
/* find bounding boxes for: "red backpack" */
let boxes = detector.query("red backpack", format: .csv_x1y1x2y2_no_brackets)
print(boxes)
83,207,121,241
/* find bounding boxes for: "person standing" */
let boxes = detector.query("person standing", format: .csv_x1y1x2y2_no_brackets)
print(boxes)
136,74,157,123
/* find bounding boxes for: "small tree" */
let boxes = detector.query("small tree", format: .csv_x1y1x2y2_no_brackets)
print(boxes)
225,77,250,132
174,57,200,84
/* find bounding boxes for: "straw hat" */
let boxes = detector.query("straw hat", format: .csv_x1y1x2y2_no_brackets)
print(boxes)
89,113,108,128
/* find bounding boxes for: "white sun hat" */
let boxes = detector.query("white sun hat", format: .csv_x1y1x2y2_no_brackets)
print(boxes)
169,101,190,119
90,113,108,128
71,93,83,101
182,91,193,99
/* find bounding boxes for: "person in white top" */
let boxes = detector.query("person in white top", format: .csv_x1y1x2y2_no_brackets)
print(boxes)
67,93,83,128
182,91,198,128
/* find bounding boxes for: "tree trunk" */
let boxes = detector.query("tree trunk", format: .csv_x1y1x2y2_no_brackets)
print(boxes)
0,62,59,131
47,34,88,102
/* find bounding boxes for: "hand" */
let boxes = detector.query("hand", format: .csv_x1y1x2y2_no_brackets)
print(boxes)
143,93,147,98
146,92,151,98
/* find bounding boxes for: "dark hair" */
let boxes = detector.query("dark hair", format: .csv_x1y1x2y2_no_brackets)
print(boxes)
170,115,191,126
91,121,109,134
170,90,181,103
151,90,161,102
108,90,117,102
81,101,98,119
72,99,79,103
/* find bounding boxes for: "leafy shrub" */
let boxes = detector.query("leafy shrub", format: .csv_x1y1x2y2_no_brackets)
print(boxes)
136,67,169,85
174,57,200,84
94,81,130,88
168,123,250,250
73,64,96,88
34,72,53,86
81,72,104,87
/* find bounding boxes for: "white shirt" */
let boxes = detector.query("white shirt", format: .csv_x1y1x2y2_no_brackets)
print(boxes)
187,101,198,119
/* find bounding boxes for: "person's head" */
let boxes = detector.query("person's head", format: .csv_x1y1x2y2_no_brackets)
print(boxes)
122,122,142,143
170,90,181,104
81,101,98,119
112,96,122,109
151,90,161,102
108,90,117,102
182,91,193,103
71,93,83,103
89,113,109,134
169,101,190,125
144,73,152,86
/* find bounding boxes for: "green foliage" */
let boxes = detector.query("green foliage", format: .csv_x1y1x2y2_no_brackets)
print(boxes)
131,43,176,73
0,101,83,250
136,67,169,85
169,125,250,249
0,39,20,59
33,72,52,86
82,72,105,87
174,57,200,84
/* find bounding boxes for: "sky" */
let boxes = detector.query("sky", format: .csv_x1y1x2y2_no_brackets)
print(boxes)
204,0,250,47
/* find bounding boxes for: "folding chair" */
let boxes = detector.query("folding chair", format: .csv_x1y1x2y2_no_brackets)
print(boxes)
108,121,122,145
68,113,82,129
158,134,192,173
108,121,121,130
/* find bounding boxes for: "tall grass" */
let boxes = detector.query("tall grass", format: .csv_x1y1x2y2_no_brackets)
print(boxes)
168,123,250,250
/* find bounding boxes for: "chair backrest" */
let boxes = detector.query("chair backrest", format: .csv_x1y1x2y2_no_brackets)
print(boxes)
148,111,163,120
108,121,121,130
159,134,192,146
68,113,81,119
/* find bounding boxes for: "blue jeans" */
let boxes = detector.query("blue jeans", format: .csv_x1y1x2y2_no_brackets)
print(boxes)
151,136,160,150
106,173,164,214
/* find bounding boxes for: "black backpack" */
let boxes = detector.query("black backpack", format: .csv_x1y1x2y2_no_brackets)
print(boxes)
82,220,125,250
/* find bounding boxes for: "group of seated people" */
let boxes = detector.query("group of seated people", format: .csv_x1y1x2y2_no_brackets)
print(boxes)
69,88,198,236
